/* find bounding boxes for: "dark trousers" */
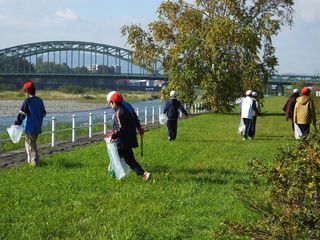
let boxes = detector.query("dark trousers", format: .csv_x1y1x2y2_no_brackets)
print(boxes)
251,116,257,138
118,148,144,176
297,124,310,137
167,119,178,141
242,118,253,139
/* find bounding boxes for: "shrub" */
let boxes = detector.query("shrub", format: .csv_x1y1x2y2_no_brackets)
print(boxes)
57,84,85,94
219,133,320,239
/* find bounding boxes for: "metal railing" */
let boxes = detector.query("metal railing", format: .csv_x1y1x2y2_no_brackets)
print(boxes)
0,102,206,150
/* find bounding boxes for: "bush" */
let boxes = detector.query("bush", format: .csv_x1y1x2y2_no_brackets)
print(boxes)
57,84,85,94
219,133,320,239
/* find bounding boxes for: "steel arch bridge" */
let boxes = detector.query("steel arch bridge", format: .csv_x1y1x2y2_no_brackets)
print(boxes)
0,40,165,80
1,41,320,86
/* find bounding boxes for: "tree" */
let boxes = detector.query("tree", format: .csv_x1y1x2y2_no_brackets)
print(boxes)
121,0,294,111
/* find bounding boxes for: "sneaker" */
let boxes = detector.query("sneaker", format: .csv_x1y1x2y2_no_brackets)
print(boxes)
249,137,253,140
242,137,246,141
143,172,151,181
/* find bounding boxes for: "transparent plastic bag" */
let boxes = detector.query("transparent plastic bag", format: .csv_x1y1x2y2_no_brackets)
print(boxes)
108,162,116,178
105,138,131,180
237,119,245,135
7,125,24,144
159,113,168,125
294,123,303,139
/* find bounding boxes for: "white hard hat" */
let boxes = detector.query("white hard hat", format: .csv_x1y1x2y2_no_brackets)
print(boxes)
293,89,299,93
170,90,177,97
252,91,257,97
245,90,252,96
107,91,117,102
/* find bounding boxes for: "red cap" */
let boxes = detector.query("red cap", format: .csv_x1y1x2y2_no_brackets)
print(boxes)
301,87,310,95
110,93,123,103
23,81,34,90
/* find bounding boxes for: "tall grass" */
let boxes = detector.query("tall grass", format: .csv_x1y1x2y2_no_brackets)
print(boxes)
0,90,158,104
0,97,310,239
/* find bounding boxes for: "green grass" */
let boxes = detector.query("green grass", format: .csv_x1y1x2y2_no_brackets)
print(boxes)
0,97,310,239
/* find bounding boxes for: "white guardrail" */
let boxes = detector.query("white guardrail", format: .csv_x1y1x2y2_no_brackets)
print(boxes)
0,102,206,148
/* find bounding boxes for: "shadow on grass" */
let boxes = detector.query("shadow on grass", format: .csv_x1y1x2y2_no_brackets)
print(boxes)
254,135,293,141
177,139,243,143
152,165,248,185
41,158,84,169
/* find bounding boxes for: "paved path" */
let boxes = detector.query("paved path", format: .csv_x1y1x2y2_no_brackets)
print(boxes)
0,122,162,169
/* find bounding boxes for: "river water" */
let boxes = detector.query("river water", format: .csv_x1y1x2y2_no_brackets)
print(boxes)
0,99,164,134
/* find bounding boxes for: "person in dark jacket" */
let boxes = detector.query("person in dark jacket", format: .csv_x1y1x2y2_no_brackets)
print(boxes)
108,93,150,180
107,90,144,135
283,89,299,131
163,90,188,141
14,81,46,166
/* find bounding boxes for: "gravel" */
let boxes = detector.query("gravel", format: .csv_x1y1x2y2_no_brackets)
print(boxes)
0,100,106,117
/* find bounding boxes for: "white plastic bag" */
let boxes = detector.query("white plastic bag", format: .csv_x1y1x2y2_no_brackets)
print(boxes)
7,125,24,143
159,113,168,125
237,119,245,135
294,123,303,139
105,138,131,180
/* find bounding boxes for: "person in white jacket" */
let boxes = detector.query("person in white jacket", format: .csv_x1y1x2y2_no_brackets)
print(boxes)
240,90,258,141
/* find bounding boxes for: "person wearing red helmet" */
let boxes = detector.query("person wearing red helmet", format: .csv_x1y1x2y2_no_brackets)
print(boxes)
107,91,145,136
14,81,46,166
293,87,317,138
108,92,150,180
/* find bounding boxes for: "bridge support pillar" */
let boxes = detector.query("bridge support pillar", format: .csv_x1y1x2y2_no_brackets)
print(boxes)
276,85,284,96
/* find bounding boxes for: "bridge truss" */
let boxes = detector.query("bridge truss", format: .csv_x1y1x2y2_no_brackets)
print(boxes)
0,41,165,80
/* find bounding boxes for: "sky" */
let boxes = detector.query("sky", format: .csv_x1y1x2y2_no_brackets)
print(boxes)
0,0,319,75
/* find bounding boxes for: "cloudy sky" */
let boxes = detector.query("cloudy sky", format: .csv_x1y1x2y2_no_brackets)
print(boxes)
0,0,319,75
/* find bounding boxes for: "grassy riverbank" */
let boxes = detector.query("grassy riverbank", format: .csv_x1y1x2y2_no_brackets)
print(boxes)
0,90,158,104
0,96,307,239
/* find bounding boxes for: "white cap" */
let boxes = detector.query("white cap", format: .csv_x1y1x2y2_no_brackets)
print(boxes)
106,91,117,102
293,89,299,93
252,91,257,97
170,90,177,97
245,90,252,96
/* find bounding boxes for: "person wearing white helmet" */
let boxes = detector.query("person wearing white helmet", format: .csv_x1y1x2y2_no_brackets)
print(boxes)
240,89,258,140
163,90,188,141
282,88,299,132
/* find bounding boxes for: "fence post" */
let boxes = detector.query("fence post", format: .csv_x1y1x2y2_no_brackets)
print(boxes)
51,116,55,147
72,114,76,142
159,105,162,116
136,107,139,117
152,106,155,124
144,107,148,126
103,111,107,135
89,113,92,138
